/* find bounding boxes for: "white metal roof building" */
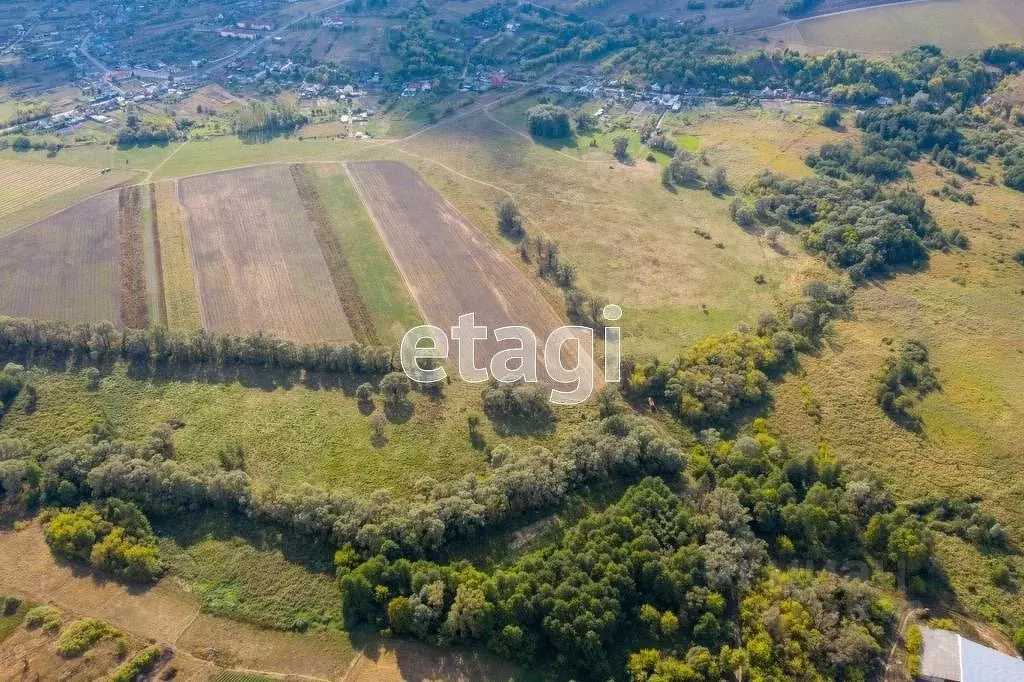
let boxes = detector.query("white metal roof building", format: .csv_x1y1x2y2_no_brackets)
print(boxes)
919,626,1024,682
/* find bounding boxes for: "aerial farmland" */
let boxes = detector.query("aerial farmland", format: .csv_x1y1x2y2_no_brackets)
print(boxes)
1,0,1024,679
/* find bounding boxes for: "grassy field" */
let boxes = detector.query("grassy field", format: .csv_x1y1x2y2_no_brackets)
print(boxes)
395,101,835,359
157,513,340,631
747,0,1024,56
313,164,423,343
0,362,590,496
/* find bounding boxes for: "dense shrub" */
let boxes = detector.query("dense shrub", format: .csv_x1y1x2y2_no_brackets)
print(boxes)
57,617,119,656
109,645,163,682
875,340,939,425
495,198,525,239
481,380,554,432
527,104,571,138
819,107,842,128
735,171,962,281
42,499,164,582
624,281,849,425
24,605,61,631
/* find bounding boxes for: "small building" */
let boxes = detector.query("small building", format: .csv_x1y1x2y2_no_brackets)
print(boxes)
237,21,273,31
919,626,1024,682
219,28,256,40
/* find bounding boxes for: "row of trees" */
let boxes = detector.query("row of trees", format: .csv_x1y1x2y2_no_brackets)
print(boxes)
233,97,308,139
0,411,683,566
0,317,396,377
494,201,610,331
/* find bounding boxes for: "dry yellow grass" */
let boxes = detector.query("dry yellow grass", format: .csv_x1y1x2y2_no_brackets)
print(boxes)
749,0,1024,57
153,180,203,331
391,104,836,358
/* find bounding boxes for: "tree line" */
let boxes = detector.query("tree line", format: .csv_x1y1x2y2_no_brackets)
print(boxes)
0,411,683,570
0,317,396,378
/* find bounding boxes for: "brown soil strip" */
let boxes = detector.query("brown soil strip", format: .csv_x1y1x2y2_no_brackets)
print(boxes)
289,163,378,345
148,183,169,328
117,185,149,328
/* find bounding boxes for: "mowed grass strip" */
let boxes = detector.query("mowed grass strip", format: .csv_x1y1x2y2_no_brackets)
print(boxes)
178,165,353,343
152,181,201,331
117,186,148,328
314,165,423,344
289,163,378,345
0,191,121,324
144,184,169,328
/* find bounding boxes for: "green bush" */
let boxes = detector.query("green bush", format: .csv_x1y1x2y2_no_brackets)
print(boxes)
42,499,164,582
24,605,61,632
57,617,118,656
109,645,163,682
2,596,20,616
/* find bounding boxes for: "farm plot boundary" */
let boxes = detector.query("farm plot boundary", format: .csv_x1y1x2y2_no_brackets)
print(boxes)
289,163,378,345
177,165,354,343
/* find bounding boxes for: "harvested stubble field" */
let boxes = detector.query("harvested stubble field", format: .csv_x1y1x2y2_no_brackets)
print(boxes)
0,190,122,324
346,160,598,383
0,159,105,223
177,165,354,343
117,185,149,328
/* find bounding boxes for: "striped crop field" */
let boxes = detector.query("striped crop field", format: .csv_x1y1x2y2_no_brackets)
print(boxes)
0,159,106,221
